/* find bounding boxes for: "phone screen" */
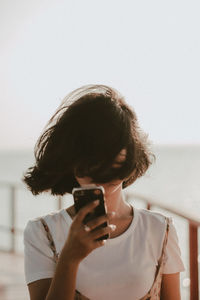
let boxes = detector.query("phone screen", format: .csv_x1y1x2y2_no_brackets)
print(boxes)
72,185,109,240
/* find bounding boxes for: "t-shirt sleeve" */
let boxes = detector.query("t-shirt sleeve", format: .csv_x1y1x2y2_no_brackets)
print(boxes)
23,219,56,284
162,218,185,274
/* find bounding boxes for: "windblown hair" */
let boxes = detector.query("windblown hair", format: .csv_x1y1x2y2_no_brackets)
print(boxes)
23,85,155,195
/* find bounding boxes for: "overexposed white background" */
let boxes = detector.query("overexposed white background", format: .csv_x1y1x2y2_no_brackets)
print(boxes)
0,0,200,150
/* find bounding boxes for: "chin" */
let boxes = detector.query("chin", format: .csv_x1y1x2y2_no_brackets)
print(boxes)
102,182,122,195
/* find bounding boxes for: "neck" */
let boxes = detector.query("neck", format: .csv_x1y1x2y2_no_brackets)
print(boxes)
105,186,132,219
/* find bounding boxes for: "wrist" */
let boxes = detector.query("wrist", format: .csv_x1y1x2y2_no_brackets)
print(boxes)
60,246,82,267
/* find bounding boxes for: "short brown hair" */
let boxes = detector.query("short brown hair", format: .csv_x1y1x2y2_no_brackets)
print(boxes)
23,85,155,195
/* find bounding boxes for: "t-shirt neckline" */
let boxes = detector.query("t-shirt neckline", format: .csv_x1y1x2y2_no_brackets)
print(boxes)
61,204,139,245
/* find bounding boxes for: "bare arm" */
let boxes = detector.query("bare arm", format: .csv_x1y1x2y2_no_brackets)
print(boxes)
27,200,115,300
161,272,181,300
27,238,80,300
28,279,52,300
45,258,79,300
27,258,79,300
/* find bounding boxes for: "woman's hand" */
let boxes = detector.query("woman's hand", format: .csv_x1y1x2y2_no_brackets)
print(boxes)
63,200,116,264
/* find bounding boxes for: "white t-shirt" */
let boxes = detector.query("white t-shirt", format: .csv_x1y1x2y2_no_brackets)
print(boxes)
23,205,185,300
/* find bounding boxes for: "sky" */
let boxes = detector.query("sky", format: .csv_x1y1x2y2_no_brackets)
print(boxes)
0,0,200,150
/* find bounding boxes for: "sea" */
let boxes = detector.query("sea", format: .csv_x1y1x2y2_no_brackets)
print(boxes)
0,144,199,299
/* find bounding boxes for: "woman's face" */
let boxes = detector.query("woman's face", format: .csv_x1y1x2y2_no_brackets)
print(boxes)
75,175,123,196
75,149,127,196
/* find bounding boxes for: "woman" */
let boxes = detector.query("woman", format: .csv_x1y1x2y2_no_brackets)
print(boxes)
23,85,185,300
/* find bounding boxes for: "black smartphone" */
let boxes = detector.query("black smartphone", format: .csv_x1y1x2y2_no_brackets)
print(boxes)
72,185,109,240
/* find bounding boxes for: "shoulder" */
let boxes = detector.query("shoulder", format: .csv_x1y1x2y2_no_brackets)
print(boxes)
133,208,173,261
24,209,66,242
133,207,185,272
136,207,171,228
135,207,172,246
23,210,66,285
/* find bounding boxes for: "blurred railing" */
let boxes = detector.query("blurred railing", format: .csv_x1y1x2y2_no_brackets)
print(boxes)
0,181,63,253
0,182,199,300
125,192,200,300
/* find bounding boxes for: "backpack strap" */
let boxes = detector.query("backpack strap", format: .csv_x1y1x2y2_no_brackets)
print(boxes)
157,217,170,267
40,218,59,263
140,216,170,300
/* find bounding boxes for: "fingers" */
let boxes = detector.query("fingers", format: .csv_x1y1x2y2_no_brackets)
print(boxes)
71,201,117,252
85,211,116,231
94,239,107,248
74,200,100,225
65,201,116,262
90,223,116,241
